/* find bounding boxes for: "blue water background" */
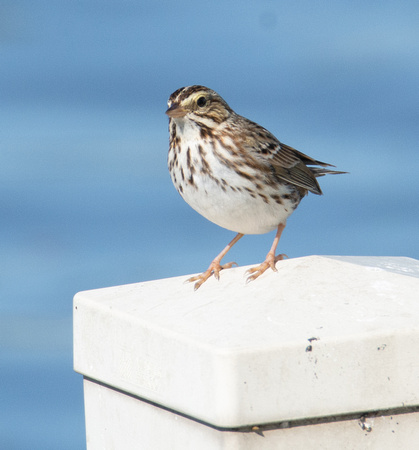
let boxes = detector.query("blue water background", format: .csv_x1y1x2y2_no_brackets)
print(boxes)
1,1,418,448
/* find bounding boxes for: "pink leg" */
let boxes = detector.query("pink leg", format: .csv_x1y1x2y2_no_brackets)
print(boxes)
245,223,287,283
187,233,244,290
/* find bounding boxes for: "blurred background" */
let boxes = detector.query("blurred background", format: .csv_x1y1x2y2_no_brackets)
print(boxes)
1,0,418,448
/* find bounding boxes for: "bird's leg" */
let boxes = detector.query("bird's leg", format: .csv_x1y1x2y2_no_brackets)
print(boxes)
187,233,244,290
246,223,287,283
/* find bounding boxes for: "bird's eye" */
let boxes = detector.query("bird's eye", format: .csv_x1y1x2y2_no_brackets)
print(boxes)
197,96,207,107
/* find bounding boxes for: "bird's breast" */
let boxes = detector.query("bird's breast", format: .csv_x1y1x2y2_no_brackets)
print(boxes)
168,136,302,235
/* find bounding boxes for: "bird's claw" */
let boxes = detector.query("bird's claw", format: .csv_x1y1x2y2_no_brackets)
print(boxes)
186,261,238,290
220,261,238,270
245,254,288,283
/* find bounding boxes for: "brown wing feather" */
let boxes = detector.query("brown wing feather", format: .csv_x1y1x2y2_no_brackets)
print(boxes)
277,143,335,168
272,162,323,195
240,119,326,194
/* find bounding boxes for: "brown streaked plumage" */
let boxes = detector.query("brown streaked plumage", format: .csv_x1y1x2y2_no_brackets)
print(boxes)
166,85,346,290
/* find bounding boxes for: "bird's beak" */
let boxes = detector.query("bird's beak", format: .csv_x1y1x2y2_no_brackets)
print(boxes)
166,103,187,118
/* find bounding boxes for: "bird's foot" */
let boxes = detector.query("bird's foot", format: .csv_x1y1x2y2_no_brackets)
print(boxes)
245,253,288,283
186,261,238,291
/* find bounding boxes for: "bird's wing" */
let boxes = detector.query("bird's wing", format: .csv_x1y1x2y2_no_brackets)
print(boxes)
241,121,328,195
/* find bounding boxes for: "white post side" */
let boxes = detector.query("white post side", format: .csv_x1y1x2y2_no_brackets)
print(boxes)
74,255,419,449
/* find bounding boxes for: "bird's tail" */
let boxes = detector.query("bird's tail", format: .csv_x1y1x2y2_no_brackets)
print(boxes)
310,167,348,178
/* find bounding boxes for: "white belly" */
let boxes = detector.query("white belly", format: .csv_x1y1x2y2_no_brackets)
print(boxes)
181,179,293,234
169,138,299,235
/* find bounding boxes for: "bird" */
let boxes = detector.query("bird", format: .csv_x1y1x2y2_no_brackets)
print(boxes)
166,85,346,290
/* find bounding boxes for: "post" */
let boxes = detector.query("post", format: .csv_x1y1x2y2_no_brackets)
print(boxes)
74,255,419,449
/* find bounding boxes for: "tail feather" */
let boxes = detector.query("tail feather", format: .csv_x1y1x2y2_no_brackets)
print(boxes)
310,167,348,178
